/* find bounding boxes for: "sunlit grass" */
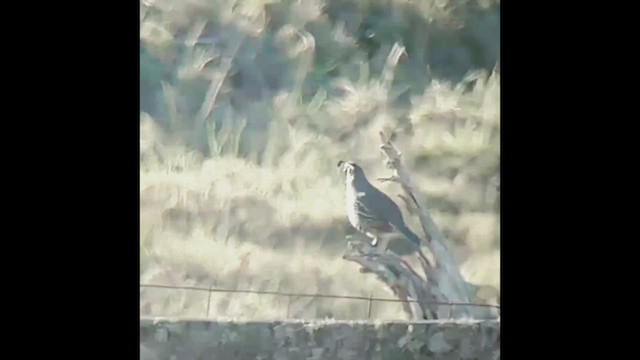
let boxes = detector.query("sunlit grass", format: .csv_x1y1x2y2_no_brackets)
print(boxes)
140,0,500,320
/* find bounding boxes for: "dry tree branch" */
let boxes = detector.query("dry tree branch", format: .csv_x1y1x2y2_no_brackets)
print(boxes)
342,241,441,319
341,132,494,320
377,131,483,315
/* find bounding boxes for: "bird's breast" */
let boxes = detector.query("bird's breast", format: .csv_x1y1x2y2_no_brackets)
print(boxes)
345,184,360,227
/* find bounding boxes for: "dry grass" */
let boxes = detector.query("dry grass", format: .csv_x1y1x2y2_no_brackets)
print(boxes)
140,0,500,320
140,75,500,319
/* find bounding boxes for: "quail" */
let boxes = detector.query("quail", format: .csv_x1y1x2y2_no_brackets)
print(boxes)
338,160,422,252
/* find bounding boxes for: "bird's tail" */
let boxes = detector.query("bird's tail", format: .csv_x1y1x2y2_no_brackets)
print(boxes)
397,225,423,248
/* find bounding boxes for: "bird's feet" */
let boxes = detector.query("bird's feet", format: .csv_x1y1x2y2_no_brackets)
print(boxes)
370,237,390,254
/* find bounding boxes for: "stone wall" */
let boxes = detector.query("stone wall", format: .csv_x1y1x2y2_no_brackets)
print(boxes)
140,317,500,360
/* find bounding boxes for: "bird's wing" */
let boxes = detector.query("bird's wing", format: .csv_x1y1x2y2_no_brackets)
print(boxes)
354,191,392,229
364,186,406,228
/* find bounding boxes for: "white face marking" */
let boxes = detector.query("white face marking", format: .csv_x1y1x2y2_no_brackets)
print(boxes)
342,162,356,182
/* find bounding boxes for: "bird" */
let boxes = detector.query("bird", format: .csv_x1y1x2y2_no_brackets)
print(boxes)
337,160,422,253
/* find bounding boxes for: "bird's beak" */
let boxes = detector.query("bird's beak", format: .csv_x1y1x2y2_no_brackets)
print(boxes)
337,160,346,172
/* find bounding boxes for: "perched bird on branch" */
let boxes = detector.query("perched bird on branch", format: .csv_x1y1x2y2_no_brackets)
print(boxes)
337,160,422,253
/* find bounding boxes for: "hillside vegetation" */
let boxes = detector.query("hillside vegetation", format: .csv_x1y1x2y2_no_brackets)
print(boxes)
140,0,500,320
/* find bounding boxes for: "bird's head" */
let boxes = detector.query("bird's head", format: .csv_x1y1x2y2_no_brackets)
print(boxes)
337,160,365,181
